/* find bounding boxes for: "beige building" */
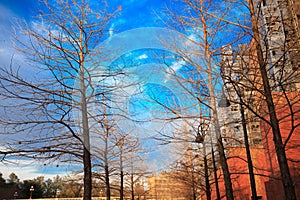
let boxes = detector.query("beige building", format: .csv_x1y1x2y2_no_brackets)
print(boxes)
147,172,192,200
258,0,300,90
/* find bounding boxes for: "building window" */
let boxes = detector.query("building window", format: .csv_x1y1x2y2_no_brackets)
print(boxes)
251,124,260,132
252,138,262,145
231,105,238,112
248,97,255,104
234,126,241,133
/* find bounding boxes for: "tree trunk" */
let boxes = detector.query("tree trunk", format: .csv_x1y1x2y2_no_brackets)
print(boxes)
120,170,124,200
105,164,111,200
204,154,211,200
103,106,111,200
248,1,296,199
211,145,221,200
199,0,234,197
120,151,124,200
216,138,234,200
191,168,197,200
204,18,234,200
83,147,92,200
239,101,258,200
131,174,135,200
80,26,92,200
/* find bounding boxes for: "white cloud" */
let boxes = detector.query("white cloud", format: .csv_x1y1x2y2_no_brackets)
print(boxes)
108,18,126,39
136,54,148,60
188,33,197,42
164,60,186,82
109,23,114,37
0,159,69,180
171,60,185,72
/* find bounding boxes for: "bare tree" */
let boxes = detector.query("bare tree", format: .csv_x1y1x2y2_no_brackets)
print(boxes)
115,133,141,200
157,0,246,199
125,143,148,200
113,127,149,200
162,0,300,199
0,0,120,199
94,106,118,200
220,0,300,199
248,2,299,198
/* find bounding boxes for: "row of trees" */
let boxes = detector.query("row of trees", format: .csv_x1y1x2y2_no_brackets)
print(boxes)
0,173,144,199
0,0,299,200
0,172,146,199
0,173,71,198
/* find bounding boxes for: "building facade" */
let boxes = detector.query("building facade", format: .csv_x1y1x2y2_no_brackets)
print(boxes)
214,1,300,199
258,0,300,91
147,172,193,200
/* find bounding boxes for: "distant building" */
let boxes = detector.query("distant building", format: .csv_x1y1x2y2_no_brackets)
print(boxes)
147,172,192,200
257,0,300,91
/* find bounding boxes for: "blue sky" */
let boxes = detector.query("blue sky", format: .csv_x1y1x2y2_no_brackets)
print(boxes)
0,0,179,180
0,0,165,24
0,0,244,181
0,0,37,18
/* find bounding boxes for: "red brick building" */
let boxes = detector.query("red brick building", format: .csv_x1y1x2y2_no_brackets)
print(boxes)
210,92,300,200
260,92,300,200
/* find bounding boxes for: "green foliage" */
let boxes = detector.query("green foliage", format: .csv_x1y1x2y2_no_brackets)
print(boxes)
43,176,63,197
0,172,65,198
7,173,19,185
21,179,44,198
0,173,6,186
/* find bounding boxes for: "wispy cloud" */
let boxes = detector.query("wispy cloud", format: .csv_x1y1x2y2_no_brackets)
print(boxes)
109,23,115,37
0,4,27,68
0,159,69,180
164,60,186,82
